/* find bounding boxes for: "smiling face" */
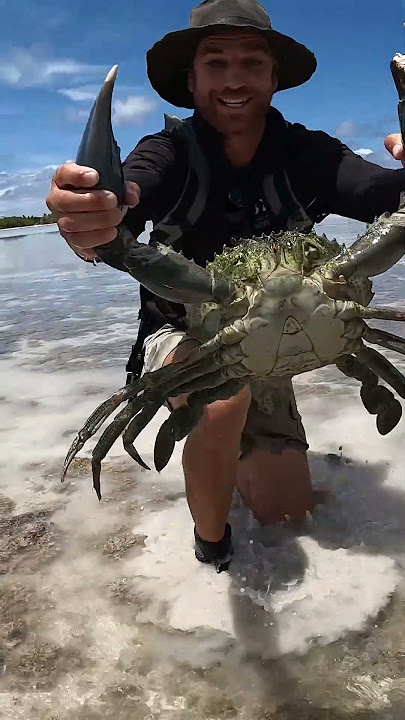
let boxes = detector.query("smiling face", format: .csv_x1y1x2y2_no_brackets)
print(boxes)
188,30,278,136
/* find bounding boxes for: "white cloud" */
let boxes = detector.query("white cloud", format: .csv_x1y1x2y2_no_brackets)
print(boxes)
335,119,395,141
0,166,56,216
58,87,98,102
58,82,146,104
354,148,374,157
0,47,106,88
335,120,361,138
60,84,157,126
113,95,157,126
61,90,158,126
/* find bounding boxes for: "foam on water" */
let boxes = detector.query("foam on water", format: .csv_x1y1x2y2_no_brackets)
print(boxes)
125,361,405,662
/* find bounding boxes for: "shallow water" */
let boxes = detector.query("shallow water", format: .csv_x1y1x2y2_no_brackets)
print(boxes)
0,221,405,719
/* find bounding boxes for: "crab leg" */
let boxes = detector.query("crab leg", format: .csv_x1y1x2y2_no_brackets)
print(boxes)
89,400,145,499
336,354,402,434
63,395,148,497
123,363,249,471
122,233,236,305
355,345,405,399
391,53,405,144
330,198,405,280
76,65,236,306
122,400,162,467
363,386,402,435
61,383,148,483
154,377,248,471
62,335,234,483
363,326,405,356
62,352,216,481
70,346,244,483
336,303,405,322
336,354,378,388
134,330,244,407
154,406,203,472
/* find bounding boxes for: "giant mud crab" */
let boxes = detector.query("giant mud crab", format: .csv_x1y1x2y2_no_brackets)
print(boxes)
62,56,405,499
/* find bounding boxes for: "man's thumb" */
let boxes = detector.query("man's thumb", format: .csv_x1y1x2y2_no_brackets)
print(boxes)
384,133,405,164
124,181,141,208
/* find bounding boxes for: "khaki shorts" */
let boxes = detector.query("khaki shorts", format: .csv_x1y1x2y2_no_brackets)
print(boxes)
143,324,308,456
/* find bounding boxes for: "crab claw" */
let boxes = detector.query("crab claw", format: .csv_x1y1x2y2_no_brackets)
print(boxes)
75,65,236,306
76,65,125,204
391,53,405,143
325,55,405,283
330,194,405,280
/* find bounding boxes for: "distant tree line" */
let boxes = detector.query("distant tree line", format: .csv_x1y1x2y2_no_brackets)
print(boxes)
0,213,57,229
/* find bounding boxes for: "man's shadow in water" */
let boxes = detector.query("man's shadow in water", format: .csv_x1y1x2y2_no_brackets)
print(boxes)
225,449,405,708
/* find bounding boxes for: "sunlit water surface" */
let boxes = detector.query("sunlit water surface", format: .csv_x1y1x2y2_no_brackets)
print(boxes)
0,220,404,720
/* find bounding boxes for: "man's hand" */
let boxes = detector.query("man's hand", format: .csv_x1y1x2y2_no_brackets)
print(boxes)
384,133,405,167
46,163,141,260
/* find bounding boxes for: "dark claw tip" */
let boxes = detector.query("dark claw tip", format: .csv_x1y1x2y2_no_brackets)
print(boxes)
123,442,151,470
91,460,102,502
154,422,176,472
137,457,151,472
376,400,402,435
360,385,393,415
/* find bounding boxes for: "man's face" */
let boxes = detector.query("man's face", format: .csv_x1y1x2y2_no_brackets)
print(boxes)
188,31,278,134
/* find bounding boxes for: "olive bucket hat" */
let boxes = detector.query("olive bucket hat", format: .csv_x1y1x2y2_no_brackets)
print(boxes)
146,0,317,108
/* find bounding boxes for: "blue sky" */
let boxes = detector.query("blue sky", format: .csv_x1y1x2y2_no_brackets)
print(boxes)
0,0,404,216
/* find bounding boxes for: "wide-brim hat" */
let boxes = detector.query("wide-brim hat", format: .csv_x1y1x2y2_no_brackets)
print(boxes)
146,0,317,108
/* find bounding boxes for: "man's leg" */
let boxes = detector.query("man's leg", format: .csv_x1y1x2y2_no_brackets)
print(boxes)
235,376,317,526
147,330,318,541
236,447,313,525
163,339,251,542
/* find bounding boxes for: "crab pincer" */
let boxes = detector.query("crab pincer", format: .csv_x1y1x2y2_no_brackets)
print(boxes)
391,53,405,145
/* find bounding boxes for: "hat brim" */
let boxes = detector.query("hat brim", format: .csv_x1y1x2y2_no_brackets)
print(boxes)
146,23,317,108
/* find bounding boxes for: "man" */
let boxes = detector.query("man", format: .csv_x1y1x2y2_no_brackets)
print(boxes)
47,0,405,572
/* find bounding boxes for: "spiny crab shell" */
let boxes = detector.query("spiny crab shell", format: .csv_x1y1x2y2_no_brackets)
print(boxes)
186,231,370,376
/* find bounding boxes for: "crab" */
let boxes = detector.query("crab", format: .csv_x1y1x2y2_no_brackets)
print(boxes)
61,56,405,500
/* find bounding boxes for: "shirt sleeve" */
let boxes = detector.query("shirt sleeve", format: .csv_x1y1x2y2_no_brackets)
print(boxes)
123,129,177,198
289,122,405,223
332,143,405,221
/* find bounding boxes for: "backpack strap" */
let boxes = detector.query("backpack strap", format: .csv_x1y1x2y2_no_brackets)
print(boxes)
151,115,210,246
261,115,315,234
277,169,314,232
164,113,184,131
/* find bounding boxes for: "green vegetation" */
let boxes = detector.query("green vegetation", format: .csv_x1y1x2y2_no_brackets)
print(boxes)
0,213,57,230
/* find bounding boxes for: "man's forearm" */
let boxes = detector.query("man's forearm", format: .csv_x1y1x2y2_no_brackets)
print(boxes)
334,147,405,223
